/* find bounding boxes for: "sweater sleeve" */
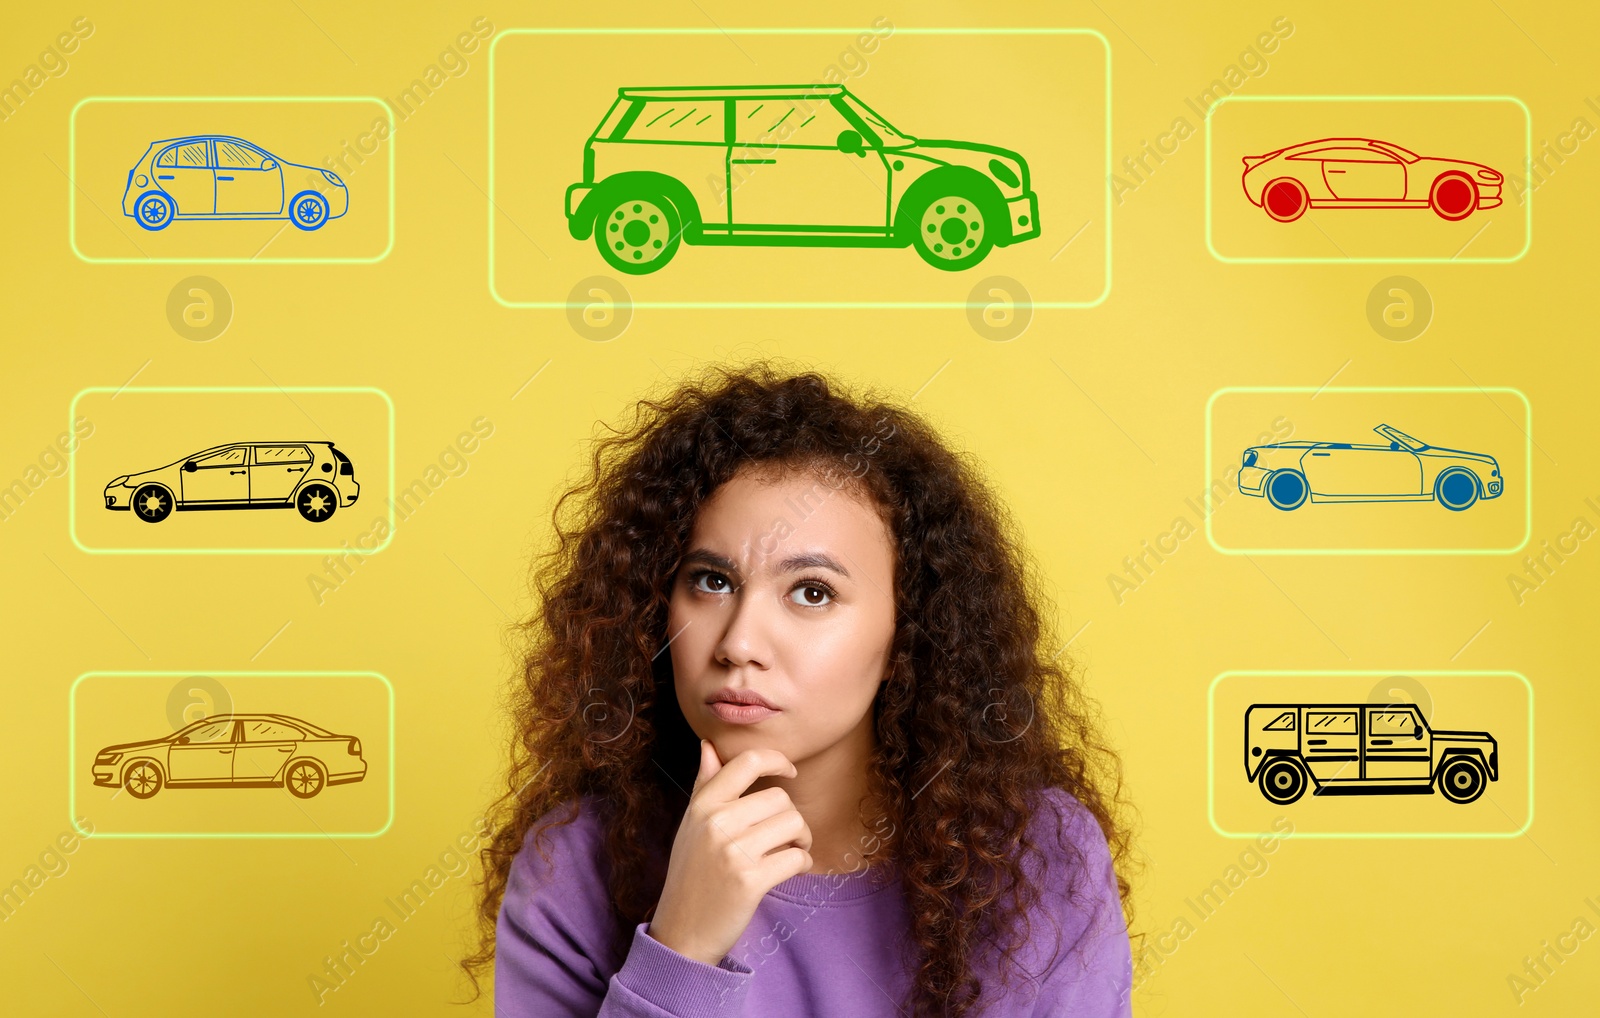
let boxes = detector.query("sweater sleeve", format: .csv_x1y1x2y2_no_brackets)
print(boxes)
1021,792,1133,1018
494,806,756,1018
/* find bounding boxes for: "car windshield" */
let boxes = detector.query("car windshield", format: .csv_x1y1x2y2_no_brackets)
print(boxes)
1377,426,1427,451
839,92,913,147
1372,140,1420,163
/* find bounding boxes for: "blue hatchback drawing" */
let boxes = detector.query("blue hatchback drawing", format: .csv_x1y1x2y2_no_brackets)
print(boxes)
121,135,348,231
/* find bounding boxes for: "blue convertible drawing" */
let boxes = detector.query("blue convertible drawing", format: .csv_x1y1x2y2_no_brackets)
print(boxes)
1237,424,1502,511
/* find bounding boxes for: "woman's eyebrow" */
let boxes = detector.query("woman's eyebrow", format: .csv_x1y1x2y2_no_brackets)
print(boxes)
682,548,851,578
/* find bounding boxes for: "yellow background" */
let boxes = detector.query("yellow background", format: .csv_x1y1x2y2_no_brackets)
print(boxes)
2,2,1597,1015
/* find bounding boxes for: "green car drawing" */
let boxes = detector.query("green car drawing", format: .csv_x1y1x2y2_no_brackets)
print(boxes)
564,84,1041,274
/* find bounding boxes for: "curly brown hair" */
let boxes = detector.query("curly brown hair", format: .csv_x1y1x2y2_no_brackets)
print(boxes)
462,358,1136,1016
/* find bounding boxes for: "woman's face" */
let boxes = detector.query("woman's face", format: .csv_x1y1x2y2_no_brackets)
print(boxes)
667,463,897,767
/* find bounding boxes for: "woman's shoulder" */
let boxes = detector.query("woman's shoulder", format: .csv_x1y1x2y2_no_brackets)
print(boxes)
511,793,608,882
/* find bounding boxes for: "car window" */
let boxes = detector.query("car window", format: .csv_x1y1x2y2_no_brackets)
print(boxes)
1290,146,1398,163
155,145,179,168
620,100,724,144
1263,711,1296,731
195,447,248,468
1305,711,1357,734
242,719,304,741
1369,710,1418,736
734,96,852,148
215,141,265,169
181,720,236,744
254,444,312,465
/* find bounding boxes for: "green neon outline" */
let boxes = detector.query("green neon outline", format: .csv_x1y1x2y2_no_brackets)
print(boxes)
68,386,396,556
487,27,1112,309
1207,670,1533,839
1203,95,1532,264
69,670,394,839
1204,386,1532,555
69,96,396,265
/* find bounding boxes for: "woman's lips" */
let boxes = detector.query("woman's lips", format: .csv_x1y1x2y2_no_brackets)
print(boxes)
708,702,781,724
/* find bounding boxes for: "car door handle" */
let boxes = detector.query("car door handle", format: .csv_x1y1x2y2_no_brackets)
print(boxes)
732,158,775,164
1311,452,1331,457
1328,168,1347,174
158,174,175,180
1370,739,1393,745
230,469,246,475
288,466,306,472
216,175,235,181
1307,739,1328,746
219,749,233,754
277,747,293,752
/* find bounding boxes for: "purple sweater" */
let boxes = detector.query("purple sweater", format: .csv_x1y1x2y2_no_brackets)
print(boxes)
495,787,1131,1016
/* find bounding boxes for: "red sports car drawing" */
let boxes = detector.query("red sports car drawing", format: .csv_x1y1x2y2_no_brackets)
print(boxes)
1241,137,1503,223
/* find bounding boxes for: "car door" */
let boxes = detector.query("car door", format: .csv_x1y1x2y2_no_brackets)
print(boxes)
1312,146,1406,200
181,445,251,503
232,717,303,784
1302,443,1423,498
167,718,239,783
1362,707,1432,781
728,95,890,234
1301,709,1359,783
250,444,312,503
153,140,215,215
213,139,285,215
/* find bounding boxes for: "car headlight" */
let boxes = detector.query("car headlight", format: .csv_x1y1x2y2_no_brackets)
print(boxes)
1242,449,1258,468
322,169,343,186
96,751,122,764
1477,169,1502,181
987,158,1020,189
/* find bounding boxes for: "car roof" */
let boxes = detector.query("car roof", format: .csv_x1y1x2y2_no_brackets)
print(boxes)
1285,138,1400,155
150,135,261,146
618,84,845,101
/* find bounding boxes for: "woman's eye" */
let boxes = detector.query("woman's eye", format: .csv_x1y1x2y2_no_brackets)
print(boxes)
789,583,834,607
693,571,732,594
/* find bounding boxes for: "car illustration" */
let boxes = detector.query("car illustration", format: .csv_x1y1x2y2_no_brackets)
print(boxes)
1240,137,1503,223
92,713,367,799
1245,702,1497,805
564,84,1040,274
1237,424,1501,512
121,135,348,231
104,441,359,523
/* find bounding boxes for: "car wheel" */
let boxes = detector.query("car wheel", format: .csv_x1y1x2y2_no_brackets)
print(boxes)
1437,757,1487,804
912,194,995,270
1265,469,1309,510
1258,757,1309,805
1429,173,1478,221
595,194,681,274
296,482,338,522
1434,468,1480,511
132,483,174,523
124,760,163,799
289,190,330,230
1261,177,1309,223
286,760,326,799
134,191,176,231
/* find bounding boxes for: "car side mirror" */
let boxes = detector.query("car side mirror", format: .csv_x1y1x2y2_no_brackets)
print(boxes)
177,735,190,745
183,461,198,472
836,129,865,157
1391,441,1401,451
261,158,277,170
1413,725,1424,739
